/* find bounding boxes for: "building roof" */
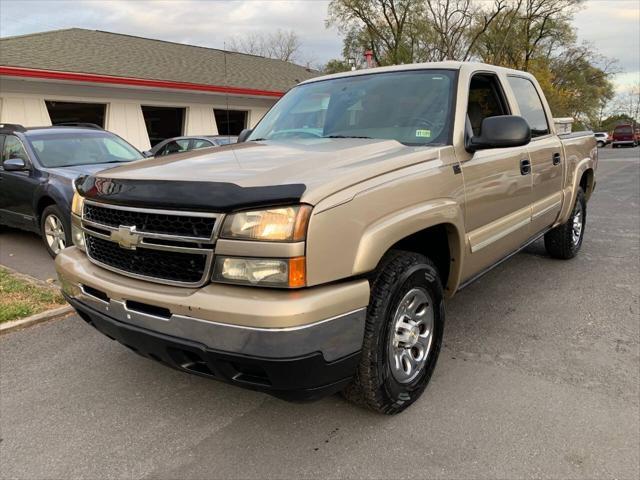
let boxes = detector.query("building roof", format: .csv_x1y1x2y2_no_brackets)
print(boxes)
0,28,318,96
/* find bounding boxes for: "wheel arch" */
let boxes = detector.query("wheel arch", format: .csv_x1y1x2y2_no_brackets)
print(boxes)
352,200,465,296
580,168,595,202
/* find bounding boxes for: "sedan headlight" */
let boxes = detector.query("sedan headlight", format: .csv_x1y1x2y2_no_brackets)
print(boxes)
212,256,305,288
220,205,311,242
71,191,85,217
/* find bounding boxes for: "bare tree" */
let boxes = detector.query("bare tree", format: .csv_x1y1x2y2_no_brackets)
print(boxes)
227,29,302,63
423,0,508,61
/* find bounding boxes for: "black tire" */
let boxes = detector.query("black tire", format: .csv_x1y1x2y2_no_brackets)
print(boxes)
544,187,586,259
343,250,445,414
596,141,604,148
40,205,71,258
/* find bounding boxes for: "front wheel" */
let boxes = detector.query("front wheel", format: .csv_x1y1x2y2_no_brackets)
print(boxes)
544,187,586,259
343,250,445,414
40,205,71,258
596,141,605,148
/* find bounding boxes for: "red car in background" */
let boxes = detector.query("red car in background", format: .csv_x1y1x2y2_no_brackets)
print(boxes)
612,124,638,148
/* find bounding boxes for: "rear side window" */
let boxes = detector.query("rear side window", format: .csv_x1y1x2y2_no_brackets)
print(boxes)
507,76,550,137
192,139,214,150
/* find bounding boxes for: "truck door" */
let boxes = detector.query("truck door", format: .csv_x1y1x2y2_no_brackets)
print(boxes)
507,75,563,234
460,72,533,279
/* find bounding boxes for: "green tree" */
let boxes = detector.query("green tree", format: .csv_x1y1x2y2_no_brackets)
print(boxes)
322,58,354,74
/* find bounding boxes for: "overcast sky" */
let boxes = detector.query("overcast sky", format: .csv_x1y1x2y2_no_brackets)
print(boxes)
0,0,638,92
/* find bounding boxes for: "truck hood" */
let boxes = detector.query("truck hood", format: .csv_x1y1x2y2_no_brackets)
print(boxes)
81,139,442,210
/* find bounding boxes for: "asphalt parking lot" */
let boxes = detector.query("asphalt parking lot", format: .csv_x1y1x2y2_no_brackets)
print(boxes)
1,146,638,480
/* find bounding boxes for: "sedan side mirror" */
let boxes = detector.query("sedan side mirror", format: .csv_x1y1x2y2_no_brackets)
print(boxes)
467,115,531,152
3,157,28,171
142,150,153,158
237,128,253,143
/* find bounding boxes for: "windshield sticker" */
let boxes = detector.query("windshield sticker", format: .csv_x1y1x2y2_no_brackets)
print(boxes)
415,129,431,138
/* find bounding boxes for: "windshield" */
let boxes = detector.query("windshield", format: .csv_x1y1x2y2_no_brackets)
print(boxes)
27,131,143,168
614,126,632,134
249,69,456,146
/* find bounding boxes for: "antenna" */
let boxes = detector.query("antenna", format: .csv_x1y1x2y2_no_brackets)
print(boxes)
223,42,231,145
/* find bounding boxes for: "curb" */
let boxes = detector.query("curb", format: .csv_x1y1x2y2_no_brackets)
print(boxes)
0,305,74,335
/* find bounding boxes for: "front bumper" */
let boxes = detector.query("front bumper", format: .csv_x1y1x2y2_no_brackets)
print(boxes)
56,247,370,401
68,297,360,401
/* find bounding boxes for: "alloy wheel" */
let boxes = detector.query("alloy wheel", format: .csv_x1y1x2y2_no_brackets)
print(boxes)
44,214,66,255
388,287,435,383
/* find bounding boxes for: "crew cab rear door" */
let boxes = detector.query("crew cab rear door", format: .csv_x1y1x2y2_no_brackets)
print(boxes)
506,75,563,233
460,72,533,277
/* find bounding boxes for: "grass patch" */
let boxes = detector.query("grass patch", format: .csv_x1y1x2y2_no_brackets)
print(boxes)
0,268,65,323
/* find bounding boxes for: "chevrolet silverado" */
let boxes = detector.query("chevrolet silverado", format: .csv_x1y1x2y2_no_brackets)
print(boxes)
56,62,596,414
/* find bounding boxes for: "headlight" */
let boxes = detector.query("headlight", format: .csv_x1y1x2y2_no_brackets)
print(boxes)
220,205,311,242
212,256,305,288
71,191,84,217
71,224,86,251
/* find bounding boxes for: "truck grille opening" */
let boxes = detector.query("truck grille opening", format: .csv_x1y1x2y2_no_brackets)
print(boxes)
84,203,216,239
86,236,207,284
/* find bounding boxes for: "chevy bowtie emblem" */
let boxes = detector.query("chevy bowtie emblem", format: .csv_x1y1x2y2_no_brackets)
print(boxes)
111,225,141,250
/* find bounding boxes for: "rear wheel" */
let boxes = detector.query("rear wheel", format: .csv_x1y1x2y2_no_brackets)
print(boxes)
544,187,586,259
40,205,71,258
343,250,445,414
596,141,605,148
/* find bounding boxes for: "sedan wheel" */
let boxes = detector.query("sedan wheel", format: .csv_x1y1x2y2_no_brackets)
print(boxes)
44,213,67,255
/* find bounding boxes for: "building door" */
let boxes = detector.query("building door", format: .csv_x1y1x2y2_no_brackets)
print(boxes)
214,109,247,135
141,106,185,147
45,101,106,127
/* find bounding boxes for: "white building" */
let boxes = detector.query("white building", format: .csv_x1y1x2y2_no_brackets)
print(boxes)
0,28,317,150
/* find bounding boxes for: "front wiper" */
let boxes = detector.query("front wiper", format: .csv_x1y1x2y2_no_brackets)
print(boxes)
250,138,267,141
323,135,373,139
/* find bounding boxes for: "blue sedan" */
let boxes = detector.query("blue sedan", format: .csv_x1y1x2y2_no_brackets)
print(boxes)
0,124,144,257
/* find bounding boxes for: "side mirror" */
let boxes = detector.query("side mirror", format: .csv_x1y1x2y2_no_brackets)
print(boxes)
467,115,531,152
237,129,253,143
142,150,153,158
3,157,28,171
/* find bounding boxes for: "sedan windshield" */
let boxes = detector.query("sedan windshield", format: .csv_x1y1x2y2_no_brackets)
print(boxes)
249,69,456,146
27,131,143,168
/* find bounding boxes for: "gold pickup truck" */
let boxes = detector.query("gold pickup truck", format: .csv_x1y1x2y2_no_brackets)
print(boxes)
56,62,596,414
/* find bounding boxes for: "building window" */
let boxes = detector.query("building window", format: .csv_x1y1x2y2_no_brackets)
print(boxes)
45,101,106,127
214,109,248,136
141,106,185,146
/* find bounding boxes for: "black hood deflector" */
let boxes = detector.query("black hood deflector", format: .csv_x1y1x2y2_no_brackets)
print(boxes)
75,176,306,212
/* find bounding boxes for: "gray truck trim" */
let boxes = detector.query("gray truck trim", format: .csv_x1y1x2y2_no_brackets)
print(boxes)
72,285,366,362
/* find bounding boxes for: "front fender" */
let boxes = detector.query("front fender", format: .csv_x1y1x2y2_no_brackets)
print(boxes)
31,177,73,224
352,199,465,288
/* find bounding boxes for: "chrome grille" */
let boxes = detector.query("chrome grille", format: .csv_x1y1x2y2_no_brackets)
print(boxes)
81,201,222,287
84,203,216,239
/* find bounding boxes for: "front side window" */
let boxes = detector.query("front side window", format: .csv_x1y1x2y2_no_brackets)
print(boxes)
507,76,550,137
27,131,143,167
467,74,509,137
2,135,29,163
249,70,457,146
